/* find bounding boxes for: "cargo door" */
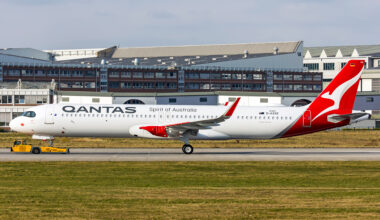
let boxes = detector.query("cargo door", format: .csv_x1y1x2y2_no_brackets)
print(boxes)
44,105,55,124
303,110,311,128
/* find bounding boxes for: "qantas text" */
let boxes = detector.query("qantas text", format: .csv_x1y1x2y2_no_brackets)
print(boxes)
62,106,137,114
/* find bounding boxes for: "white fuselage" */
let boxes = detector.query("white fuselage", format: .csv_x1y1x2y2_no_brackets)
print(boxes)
10,104,307,140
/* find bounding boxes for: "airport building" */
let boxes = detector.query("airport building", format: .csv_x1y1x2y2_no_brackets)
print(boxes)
0,41,379,129
303,45,380,90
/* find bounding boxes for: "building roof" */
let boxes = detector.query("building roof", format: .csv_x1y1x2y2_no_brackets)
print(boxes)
304,44,380,58
55,90,380,98
56,41,303,67
112,41,302,58
0,48,53,61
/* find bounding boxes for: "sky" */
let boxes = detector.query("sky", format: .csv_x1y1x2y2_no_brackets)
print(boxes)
0,0,379,50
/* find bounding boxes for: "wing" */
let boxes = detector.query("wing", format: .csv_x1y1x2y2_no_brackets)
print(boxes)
139,98,241,138
167,97,240,130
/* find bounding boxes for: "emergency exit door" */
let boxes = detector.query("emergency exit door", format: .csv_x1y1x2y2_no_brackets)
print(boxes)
44,105,55,124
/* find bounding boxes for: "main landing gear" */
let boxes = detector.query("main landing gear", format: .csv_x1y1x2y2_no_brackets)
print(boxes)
182,144,193,154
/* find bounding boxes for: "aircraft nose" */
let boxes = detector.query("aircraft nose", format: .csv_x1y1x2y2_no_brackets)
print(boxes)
9,118,18,132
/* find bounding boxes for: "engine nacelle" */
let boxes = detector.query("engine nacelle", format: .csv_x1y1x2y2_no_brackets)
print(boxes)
129,125,168,139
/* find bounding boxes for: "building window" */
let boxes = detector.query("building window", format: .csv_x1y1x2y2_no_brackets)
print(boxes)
62,97,70,102
156,82,165,89
144,82,155,89
133,72,143,78
232,74,242,80
253,74,263,80
294,75,302,81
313,85,322,91
121,82,132,88
274,74,283,80
85,82,96,88
167,83,177,89
232,84,241,90
222,73,231,79
341,62,347,69
121,72,131,78
14,95,25,104
169,98,176,103
185,72,199,79
185,83,199,89
303,84,313,91
366,97,374,102
211,73,222,79
200,97,207,102
156,72,166,78
313,75,322,81
72,70,83,77
323,63,335,70
304,63,319,70
1,95,12,104
304,74,313,81
294,85,303,91
274,84,283,90
283,84,293,91
260,98,268,103
200,73,210,79
200,84,210,90
211,84,221,90
72,82,83,88
167,72,177,79
252,84,263,90
109,72,120,78
92,98,100,103
144,72,155,78
133,82,143,89
222,84,231,90
283,74,293,81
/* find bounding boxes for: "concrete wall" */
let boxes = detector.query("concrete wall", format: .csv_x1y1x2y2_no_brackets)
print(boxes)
156,96,218,105
353,95,380,111
113,96,157,105
57,95,113,104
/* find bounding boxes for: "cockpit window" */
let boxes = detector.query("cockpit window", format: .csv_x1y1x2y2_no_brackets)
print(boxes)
21,111,36,118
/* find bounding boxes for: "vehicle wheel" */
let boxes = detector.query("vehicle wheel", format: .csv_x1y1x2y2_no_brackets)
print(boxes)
32,147,41,154
182,144,193,154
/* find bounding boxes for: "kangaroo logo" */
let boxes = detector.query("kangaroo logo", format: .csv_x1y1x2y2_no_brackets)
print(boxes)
312,69,362,122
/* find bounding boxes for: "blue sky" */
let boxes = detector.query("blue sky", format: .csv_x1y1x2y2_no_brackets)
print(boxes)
0,0,379,49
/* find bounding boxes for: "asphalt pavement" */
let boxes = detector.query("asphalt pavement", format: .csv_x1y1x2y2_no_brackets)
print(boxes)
1,148,380,161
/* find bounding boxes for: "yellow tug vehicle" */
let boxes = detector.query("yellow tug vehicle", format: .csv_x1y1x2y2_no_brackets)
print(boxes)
11,140,70,154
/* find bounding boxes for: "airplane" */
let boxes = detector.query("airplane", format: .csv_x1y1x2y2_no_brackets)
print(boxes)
9,60,370,154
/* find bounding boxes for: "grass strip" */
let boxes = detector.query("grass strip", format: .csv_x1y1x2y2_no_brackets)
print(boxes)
0,161,380,219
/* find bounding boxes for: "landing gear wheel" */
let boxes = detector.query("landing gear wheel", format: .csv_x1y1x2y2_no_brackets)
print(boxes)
182,144,193,154
32,147,41,154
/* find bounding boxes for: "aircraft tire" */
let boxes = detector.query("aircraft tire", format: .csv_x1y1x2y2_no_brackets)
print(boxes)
32,147,41,154
182,144,193,154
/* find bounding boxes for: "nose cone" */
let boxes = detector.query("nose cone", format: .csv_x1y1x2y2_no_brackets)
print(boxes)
9,118,21,132
9,119,16,132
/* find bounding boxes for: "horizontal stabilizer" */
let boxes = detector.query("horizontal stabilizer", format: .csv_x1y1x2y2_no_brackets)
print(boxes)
328,112,371,124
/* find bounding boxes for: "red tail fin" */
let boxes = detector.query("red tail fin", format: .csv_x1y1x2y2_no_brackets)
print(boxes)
309,60,364,121
282,60,365,137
